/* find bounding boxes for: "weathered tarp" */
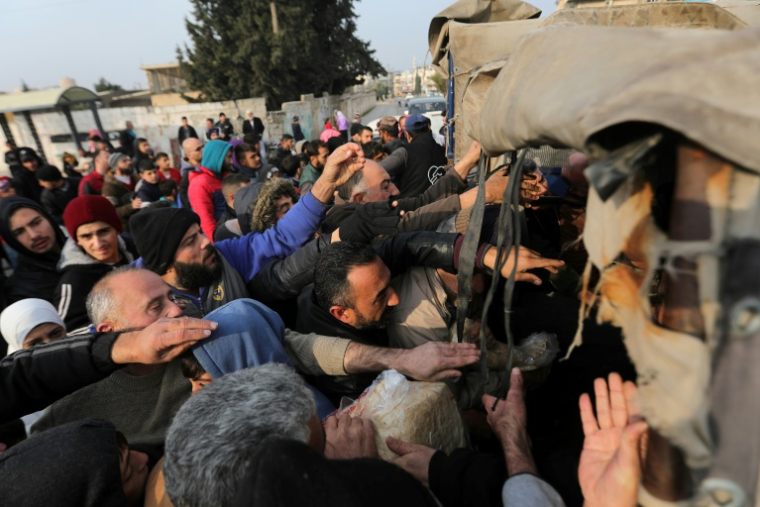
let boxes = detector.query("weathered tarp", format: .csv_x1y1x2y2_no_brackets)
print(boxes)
474,24,760,173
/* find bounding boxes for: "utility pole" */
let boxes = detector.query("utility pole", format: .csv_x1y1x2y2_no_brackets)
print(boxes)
270,1,279,34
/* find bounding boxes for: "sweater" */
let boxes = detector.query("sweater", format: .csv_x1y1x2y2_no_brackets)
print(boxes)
31,360,190,447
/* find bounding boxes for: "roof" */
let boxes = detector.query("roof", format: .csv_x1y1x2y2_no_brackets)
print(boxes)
0,86,100,114
139,63,181,71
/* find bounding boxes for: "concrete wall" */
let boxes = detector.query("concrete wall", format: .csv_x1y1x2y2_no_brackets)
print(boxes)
0,90,375,176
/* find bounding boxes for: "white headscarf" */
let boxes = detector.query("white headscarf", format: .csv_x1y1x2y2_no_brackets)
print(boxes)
1,299,66,355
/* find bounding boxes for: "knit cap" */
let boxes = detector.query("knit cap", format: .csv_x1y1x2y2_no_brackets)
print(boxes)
35,164,63,182
63,195,123,239
108,152,130,171
0,298,65,354
130,207,200,275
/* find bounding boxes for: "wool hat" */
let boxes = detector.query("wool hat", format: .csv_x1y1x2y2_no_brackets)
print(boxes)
63,195,123,239
130,207,200,275
108,152,129,171
35,164,63,182
1,298,65,354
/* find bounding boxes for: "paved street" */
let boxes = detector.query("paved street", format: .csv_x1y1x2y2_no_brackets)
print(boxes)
361,100,406,124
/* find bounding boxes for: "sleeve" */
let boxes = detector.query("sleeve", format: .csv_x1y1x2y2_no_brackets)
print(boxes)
247,235,332,304
80,178,94,195
188,179,218,241
299,180,314,196
283,329,350,376
54,272,95,332
428,448,506,507
0,333,121,424
380,147,408,177
397,195,461,233
396,169,467,211
374,231,458,278
501,474,566,507
216,191,329,282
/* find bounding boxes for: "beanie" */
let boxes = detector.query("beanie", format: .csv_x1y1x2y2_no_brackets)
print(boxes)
108,152,129,171
35,164,63,182
63,195,123,239
130,207,200,275
1,298,65,354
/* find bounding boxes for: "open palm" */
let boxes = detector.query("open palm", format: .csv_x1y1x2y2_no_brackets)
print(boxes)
578,373,648,507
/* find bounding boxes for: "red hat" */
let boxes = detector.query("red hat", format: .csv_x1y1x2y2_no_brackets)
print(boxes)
63,195,122,239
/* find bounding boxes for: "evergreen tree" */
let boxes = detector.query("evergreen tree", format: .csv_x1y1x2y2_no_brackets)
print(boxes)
94,77,124,92
179,0,384,109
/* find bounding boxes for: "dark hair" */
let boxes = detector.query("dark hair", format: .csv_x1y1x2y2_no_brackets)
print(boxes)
407,128,429,140
155,152,169,161
362,126,373,134
314,242,378,310
159,179,177,196
362,142,384,160
349,123,364,137
378,124,399,137
305,141,327,159
206,118,214,123
281,134,294,141
137,159,157,172
326,136,345,155
179,350,206,379
181,116,187,120
234,143,255,162
219,112,226,117
243,133,261,146
281,155,301,177
136,137,148,145
222,173,250,197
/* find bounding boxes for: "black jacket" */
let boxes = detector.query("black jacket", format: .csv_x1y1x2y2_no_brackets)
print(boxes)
177,125,198,144
0,197,66,304
397,132,448,199
10,164,42,203
215,119,235,139
40,178,80,225
0,333,120,424
119,130,136,156
429,449,506,507
242,117,265,137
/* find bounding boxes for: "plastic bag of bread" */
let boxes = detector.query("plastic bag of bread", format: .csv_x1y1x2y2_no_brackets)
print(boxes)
339,369,467,460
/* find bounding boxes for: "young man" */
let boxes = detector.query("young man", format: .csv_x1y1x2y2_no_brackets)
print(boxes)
55,195,133,333
155,152,182,185
136,160,163,203
361,126,374,145
177,116,198,144
36,164,79,225
11,147,43,202
0,197,66,303
299,141,329,196
215,112,235,140
204,118,215,141
213,173,249,242
275,134,295,161
102,152,141,230
131,138,153,172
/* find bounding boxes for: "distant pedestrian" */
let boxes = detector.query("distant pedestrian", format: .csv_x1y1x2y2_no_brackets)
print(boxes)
178,116,198,144
215,112,235,140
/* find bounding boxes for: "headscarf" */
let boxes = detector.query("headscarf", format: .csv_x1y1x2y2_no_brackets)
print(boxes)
0,298,65,354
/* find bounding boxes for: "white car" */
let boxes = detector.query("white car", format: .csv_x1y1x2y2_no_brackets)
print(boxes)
365,112,445,145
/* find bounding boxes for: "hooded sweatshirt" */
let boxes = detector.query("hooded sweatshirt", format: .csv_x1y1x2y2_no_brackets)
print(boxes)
53,237,133,334
0,197,67,304
0,419,128,507
191,299,334,419
188,140,230,240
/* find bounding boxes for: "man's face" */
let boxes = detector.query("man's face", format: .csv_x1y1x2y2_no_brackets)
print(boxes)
243,150,261,169
156,156,170,170
335,258,399,330
283,139,294,151
138,141,150,155
140,169,159,185
274,195,293,221
247,112,253,120
219,115,226,122
355,161,398,204
223,150,233,170
361,129,373,145
311,147,329,170
38,180,59,190
9,207,57,254
399,117,407,131
126,121,134,130
22,159,38,172
171,224,222,289
182,118,188,127
117,156,132,174
23,322,66,349
185,140,203,166
76,221,120,264
206,120,214,128
351,132,362,143
189,372,214,394
95,150,110,175
118,444,149,507
210,131,219,140
101,270,184,331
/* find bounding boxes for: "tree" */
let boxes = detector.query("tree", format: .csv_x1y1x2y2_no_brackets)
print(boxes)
179,0,385,109
375,83,389,100
93,78,124,92
430,73,446,94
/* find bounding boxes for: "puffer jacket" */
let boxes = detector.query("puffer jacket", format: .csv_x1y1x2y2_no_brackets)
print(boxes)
53,237,133,334
188,167,225,240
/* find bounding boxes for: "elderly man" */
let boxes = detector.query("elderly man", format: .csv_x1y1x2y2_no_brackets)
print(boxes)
130,142,367,316
380,114,448,198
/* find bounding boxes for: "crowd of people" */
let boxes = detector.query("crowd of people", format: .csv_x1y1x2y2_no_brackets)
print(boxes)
0,108,650,507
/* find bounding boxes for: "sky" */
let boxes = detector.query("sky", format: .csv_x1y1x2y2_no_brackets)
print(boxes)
0,0,556,93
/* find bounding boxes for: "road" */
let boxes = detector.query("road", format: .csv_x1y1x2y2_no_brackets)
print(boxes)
361,100,406,124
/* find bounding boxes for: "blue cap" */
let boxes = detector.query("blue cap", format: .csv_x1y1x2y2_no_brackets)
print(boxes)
404,114,430,132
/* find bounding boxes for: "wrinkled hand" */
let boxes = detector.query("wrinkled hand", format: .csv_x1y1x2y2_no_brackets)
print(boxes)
338,200,403,243
520,171,549,208
386,436,436,486
395,342,480,381
110,317,218,365
131,197,143,210
482,246,565,285
321,142,366,188
483,368,537,476
578,373,647,507
324,414,379,460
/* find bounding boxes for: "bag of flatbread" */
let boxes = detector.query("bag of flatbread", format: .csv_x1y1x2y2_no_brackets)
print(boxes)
339,369,467,460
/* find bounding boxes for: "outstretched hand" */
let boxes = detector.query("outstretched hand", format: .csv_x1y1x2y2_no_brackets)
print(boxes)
578,373,648,507
110,317,218,365
481,246,565,285
395,342,480,381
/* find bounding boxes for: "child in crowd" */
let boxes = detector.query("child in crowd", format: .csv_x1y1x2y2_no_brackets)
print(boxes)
159,179,178,207
136,160,163,203
155,152,182,186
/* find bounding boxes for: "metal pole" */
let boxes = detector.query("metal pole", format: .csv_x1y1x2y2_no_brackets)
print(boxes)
61,105,83,152
22,111,47,163
89,102,111,150
446,55,455,160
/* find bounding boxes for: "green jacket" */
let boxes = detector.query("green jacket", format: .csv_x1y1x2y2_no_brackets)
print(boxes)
299,163,321,195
